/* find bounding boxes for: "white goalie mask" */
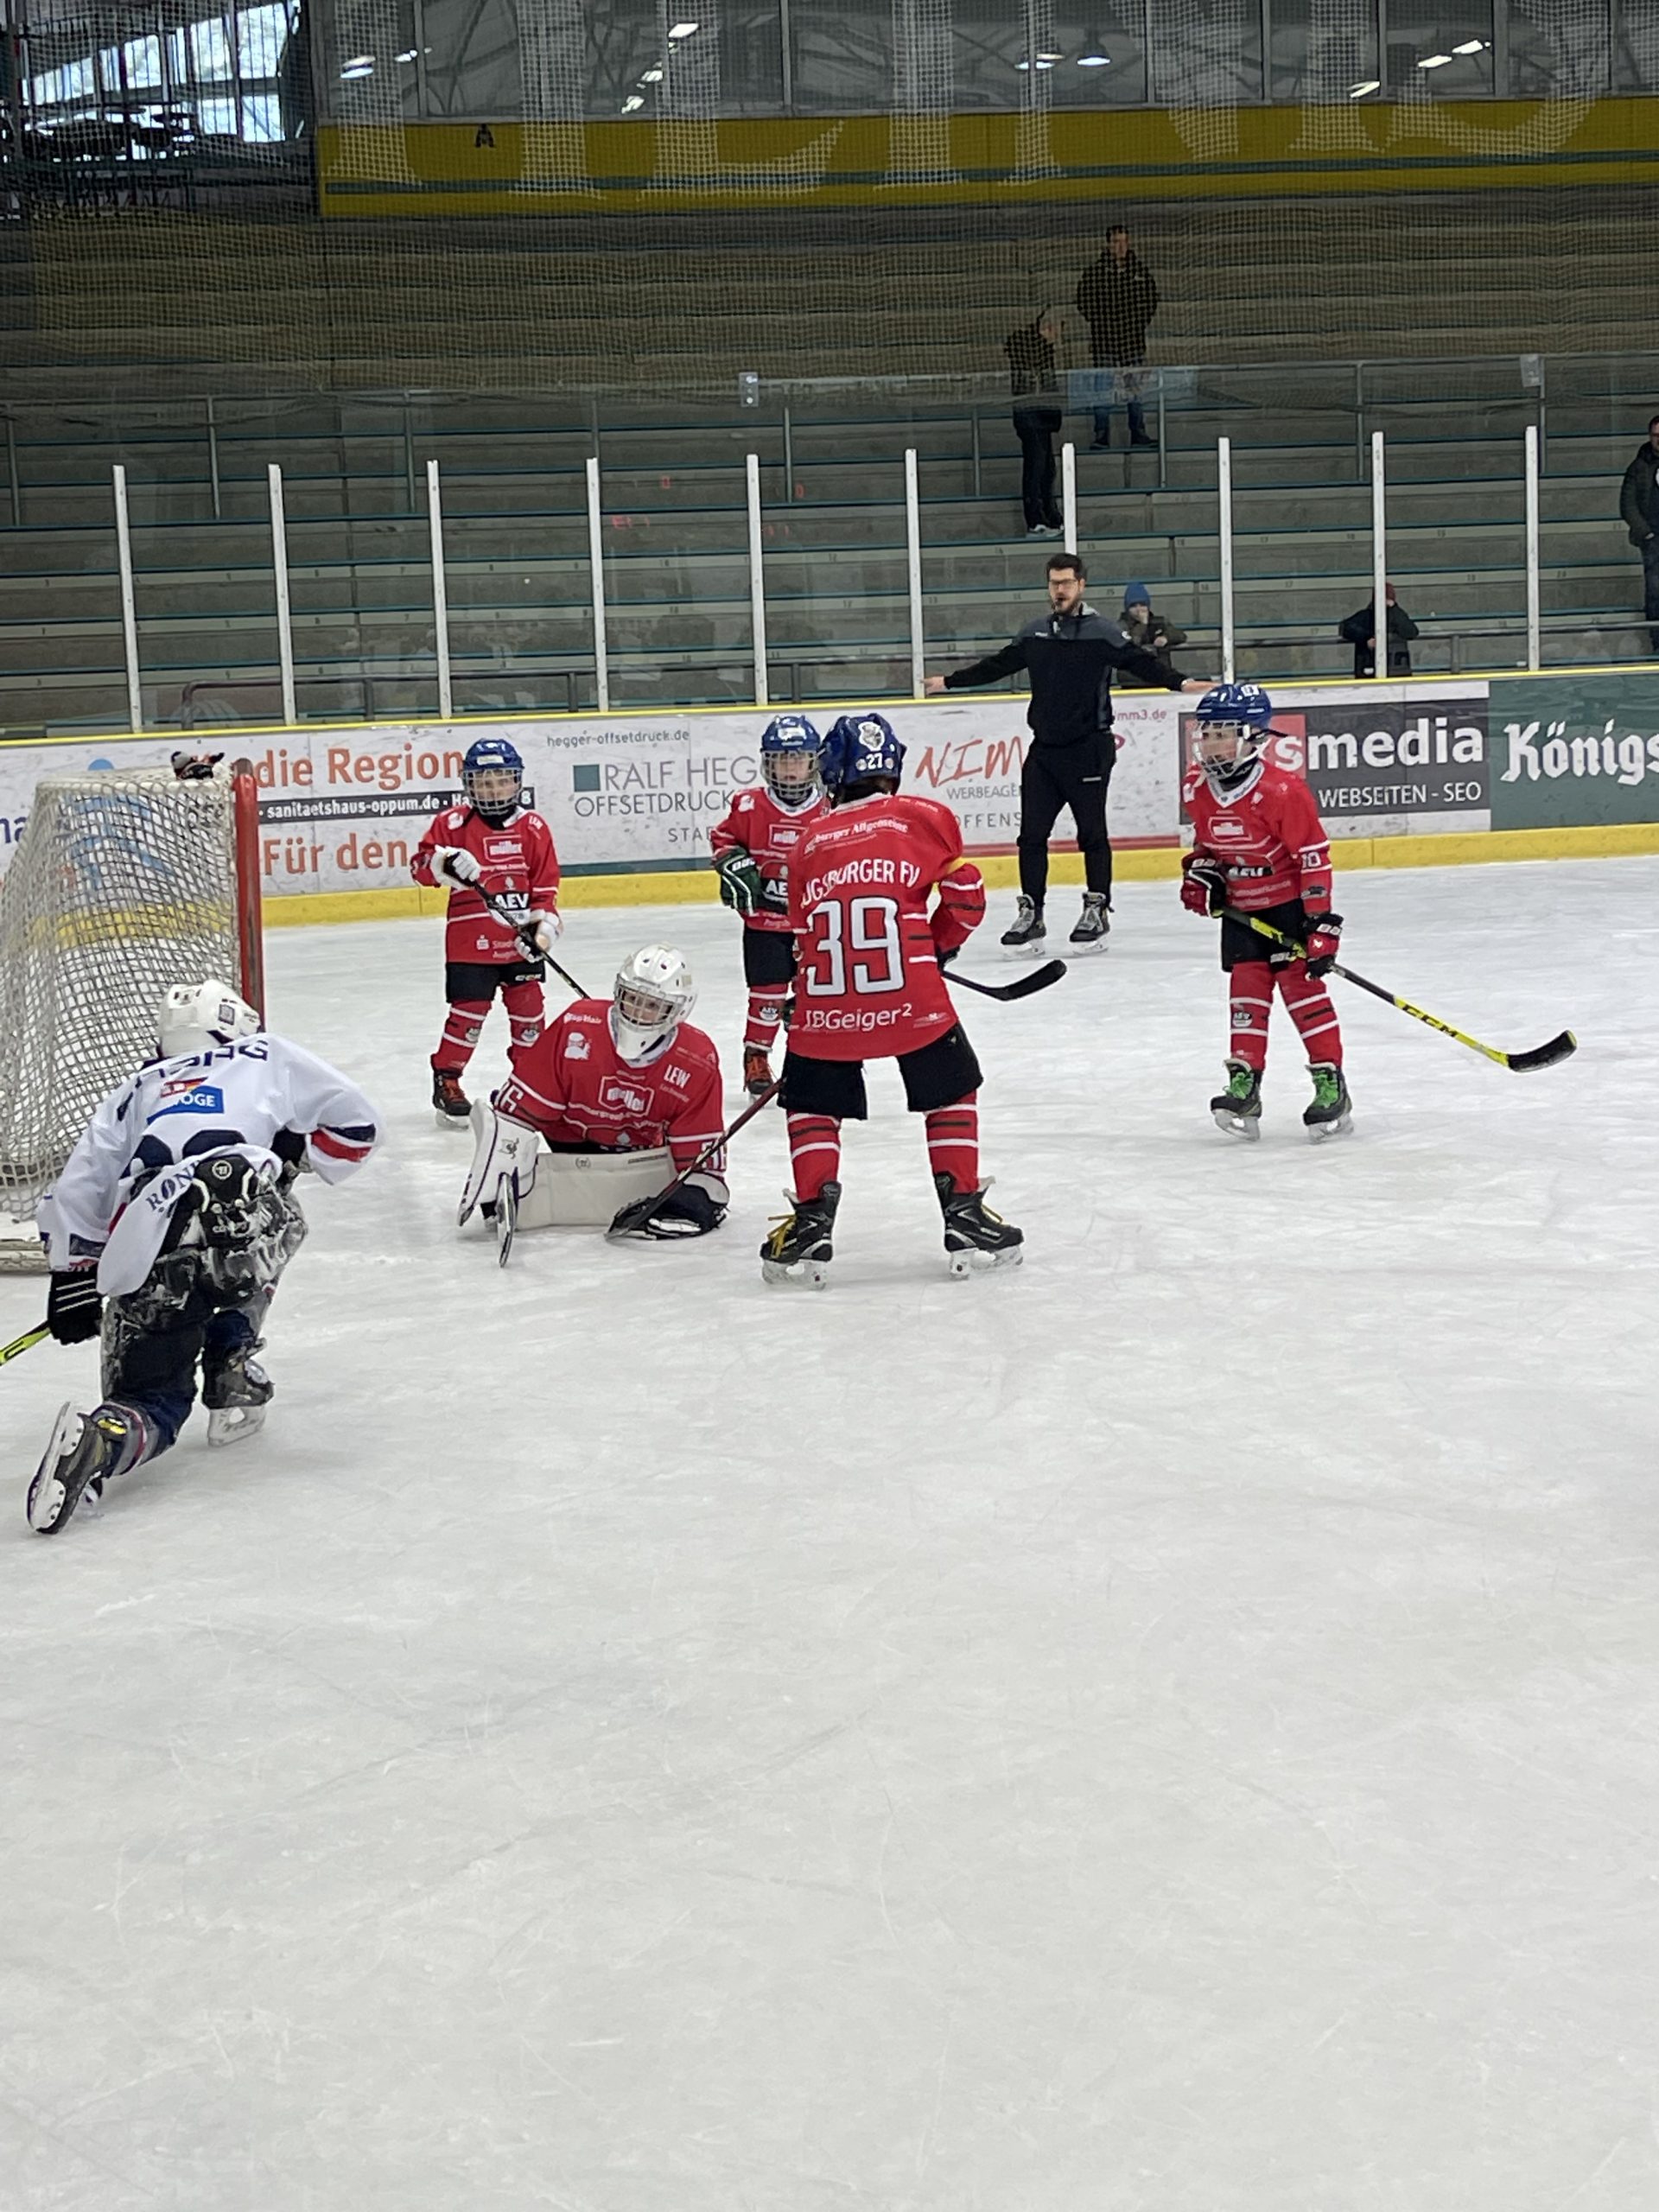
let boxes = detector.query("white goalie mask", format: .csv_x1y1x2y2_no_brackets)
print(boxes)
610,944,696,1064
157,978,261,1058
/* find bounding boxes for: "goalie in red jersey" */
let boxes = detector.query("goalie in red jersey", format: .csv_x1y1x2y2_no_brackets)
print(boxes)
761,712,1023,1285
709,714,830,1097
1180,683,1352,1141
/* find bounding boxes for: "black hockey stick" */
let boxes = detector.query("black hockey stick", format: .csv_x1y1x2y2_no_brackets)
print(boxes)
474,887,593,1001
1,1324,48,1370
606,1082,781,1241
1226,910,1577,1073
948,957,1069,1002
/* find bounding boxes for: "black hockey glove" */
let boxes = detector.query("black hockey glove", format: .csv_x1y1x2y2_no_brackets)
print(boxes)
715,849,766,917
635,1182,727,1240
271,1128,309,1185
47,1267,103,1344
170,749,225,781
1180,854,1228,917
1302,911,1344,979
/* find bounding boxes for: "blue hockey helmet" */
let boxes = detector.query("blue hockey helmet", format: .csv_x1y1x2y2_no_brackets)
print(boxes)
1193,683,1272,794
823,712,906,800
462,736,524,823
759,713,824,806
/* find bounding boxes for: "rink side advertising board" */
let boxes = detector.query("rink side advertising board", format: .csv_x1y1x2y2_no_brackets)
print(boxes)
1487,671,1659,830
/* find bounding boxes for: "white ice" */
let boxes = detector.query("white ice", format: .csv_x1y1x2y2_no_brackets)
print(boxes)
3,857,1656,2212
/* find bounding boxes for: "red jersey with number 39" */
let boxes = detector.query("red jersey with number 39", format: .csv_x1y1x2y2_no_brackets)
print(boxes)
1183,762,1333,914
787,793,985,1060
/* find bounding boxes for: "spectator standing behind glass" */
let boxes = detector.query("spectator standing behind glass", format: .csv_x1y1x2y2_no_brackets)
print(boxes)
1618,414,1659,653
1005,309,1065,541
1119,581,1186,671
1339,582,1419,678
1076,226,1160,451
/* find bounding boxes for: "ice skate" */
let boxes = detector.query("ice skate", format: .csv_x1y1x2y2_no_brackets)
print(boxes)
432,1069,470,1128
1302,1061,1353,1142
935,1173,1024,1277
204,1337,273,1447
27,1402,144,1535
1001,896,1046,952
742,1046,773,1099
1211,1058,1263,1141
1068,893,1110,950
760,1183,840,1288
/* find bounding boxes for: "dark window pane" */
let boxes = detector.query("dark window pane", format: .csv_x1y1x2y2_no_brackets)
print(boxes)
1271,0,1379,102
1383,1,1495,95
1148,0,1262,105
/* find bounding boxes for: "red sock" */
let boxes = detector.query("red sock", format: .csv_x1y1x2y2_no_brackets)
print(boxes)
502,976,545,1063
925,1096,979,1194
745,985,790,1054
1228,962,1273,1071
786,1114,841,1199
1278,963,1344,1066
433,1000,488,1075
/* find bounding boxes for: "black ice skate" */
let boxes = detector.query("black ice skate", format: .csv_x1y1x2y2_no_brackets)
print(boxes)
432,1069,470,1128
203,1337,273,1447
1001,896,1046,951
27,1402,143,1535
1211,1058,1263,1141
1302,1061,1354,1141
760,1182,840,1288
934,1172,1025,1277
742,1047,772,1099
1068,893,1110,950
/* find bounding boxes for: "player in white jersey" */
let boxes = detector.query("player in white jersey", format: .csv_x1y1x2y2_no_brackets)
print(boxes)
27,980,380,1535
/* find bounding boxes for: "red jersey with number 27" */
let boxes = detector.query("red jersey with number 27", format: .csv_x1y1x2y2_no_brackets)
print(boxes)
1183,762,1333,915
787,793,985,1060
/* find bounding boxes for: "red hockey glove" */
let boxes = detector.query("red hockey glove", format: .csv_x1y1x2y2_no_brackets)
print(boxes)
1302,911,1344,978
1180,854,1227,917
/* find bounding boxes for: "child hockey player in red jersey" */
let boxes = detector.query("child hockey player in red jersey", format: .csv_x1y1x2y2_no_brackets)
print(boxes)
709,714,830,1096
761,712,1022,1285
410,736,561,1127
1180,683,1352,1141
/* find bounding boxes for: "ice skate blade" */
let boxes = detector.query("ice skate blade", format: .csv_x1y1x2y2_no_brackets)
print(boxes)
1305,1112,1353,1144
435,1110,471,1133
1065,939,1109,957
761,1255,830,1289
1211,1108,1262,1141
27,1403,116,1534
946,1244,1025,1278
207,1404,267,1447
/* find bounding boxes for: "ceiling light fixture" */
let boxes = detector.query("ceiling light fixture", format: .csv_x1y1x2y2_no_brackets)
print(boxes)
667,21,698,37
1452,37,1486,53
1348,77,1380,96
1419,52,1452,67
641,66,664,81
1077,53,1111,66
621,93,644,110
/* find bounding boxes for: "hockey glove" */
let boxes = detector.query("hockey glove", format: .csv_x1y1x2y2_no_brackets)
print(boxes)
434,845,482,887
631,1176,728,1240
170,749,225,782
715,849,766,917
1302,912,1344,979
1180,854,1228,917
525,907,562,954
271,1128,310,1186
47,1267,103,1345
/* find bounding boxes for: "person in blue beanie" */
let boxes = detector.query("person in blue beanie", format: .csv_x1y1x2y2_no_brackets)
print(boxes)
1119,580,1186,673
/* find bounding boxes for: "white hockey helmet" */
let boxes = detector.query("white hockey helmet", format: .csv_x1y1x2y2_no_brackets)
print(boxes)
611,944,696,1064
157,978,261,1058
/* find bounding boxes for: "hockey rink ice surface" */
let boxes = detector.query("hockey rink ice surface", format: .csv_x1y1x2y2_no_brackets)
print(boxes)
2,855,1656,2212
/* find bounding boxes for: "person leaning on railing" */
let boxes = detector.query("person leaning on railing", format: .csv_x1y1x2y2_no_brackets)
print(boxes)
1618,414,1659,655
1338,582,1419,678
1005,308,1065,540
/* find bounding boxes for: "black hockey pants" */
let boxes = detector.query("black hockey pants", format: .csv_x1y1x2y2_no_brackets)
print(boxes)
1017,736,1115,906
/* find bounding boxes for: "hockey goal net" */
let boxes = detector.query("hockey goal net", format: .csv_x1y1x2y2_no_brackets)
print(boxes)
0,763,264,1272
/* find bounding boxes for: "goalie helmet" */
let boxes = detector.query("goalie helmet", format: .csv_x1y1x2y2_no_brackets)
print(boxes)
157,979,261,1059
611,944,696,1065
759,714,824,807
462,736,524,824
823,711,905,801
1193,683,1273,797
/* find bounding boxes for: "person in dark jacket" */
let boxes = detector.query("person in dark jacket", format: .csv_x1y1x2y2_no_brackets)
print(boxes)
1338,583,1420,678
924,551,1210,948
1119,580,1186,671
1075,226,1160,451
1618,416,1659,652
1005,309,1064,538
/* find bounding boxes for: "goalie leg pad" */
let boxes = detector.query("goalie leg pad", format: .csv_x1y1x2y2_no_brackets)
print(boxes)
458,1105,541,1228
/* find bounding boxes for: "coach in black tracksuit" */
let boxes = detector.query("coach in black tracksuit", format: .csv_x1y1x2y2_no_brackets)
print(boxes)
925,550,1205,946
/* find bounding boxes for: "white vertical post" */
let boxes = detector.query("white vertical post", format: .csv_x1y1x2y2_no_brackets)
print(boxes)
1524,423,1541,671
905,446,925,697
426,457,453,720
267,464,296,727
1370,428,1389,681
1061,440,1077,554
1217,436,1235,683
111,463,143,731
746,451,769,708
586,454,610,714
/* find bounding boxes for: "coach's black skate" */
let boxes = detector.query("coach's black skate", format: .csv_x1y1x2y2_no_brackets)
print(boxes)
432,1069,470,1128
760,1182,840,1288
1001,896,1046,950
1211,1058,1263,1141
203,1337,274,1448
27,1402,144,1535
1302,1061,1353,1141
1068,893,1110,949
934,1172,1024,1277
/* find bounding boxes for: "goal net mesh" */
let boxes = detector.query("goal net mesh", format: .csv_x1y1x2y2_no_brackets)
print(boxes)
0,767,249,1268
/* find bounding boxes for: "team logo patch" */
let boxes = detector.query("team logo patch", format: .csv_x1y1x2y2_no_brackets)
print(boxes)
565,1033,590,1059
149,1081,225,1119
485,838,520,861
601,1077,649,1115
773,825,800,847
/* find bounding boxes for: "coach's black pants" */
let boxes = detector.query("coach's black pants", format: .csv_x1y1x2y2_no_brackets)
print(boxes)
1018,735,1114,905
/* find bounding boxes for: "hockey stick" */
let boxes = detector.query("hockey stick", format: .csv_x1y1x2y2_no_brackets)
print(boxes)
948,957,1068,1002
606,1082,780,1241
474,887,593,1001
1,1324,49,1369
1226,911,1577,1073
